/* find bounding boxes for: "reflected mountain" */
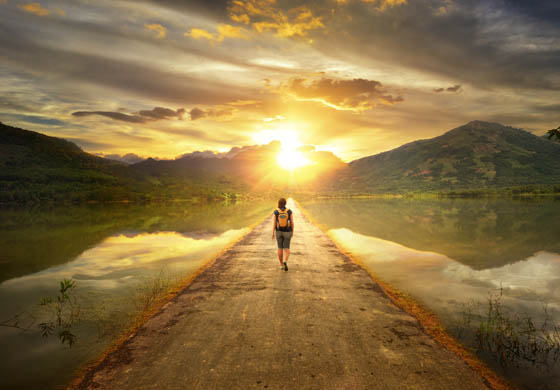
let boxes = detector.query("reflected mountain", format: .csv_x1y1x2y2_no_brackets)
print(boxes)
299,198,560,270
0,200,272,283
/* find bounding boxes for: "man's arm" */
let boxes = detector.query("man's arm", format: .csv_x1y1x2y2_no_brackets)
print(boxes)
271,214,277,239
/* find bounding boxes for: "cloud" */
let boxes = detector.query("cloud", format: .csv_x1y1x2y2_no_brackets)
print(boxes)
361,0,408,11
317,0,560,93
189,108,206,121
144,23,167,39
138,106,186,119
189,107,235,120
18,2,49,16
227,2,325,39
72,111,147,123
3,114,67,126
185,24,249,44
433,84,461,93
72,107,186,123
282,77,404,111
0,33,251,105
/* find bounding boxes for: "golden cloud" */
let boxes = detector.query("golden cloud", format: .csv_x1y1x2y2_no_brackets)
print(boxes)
228,1,325,39
144,23,167,39
281,77,404,111
19,2,49,16
185,24,249,44
227,99,261,106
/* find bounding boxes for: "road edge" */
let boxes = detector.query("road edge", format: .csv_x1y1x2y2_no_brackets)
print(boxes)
67,215,272,390
294,199,513,390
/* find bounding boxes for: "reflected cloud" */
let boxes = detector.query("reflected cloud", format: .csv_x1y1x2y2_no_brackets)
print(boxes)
328,227,560,318
2,229,248,292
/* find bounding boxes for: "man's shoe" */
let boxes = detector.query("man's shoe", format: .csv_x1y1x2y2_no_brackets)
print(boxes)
283,261,288,272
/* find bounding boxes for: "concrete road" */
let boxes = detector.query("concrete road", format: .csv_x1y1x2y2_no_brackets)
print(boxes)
75,203,489,390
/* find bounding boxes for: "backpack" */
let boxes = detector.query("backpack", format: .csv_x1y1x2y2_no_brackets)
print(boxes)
276,208,291,231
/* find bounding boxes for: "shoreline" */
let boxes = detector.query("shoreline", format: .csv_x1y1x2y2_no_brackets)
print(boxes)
295,200,512,390
67,215,268,390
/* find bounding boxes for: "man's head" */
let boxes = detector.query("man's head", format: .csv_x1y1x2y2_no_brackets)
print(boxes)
278,198,287,209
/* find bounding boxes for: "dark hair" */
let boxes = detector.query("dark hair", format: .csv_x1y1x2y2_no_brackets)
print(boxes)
278,198,287,209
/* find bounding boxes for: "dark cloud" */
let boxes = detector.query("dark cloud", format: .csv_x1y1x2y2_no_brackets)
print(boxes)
72,107,186,123
283,77,403,111
189,108,206,121
138,107,186,120
317,0,560,92
189,107,235,120
72,111,147,123
433,84,461,93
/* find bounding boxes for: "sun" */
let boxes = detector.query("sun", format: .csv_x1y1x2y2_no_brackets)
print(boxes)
253,127,311,171
277,148,310,171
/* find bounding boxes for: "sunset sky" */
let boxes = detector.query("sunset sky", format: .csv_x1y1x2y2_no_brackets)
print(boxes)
1,0,559,162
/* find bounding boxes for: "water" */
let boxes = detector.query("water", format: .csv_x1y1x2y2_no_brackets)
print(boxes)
298,197,560,390
0,201,273,390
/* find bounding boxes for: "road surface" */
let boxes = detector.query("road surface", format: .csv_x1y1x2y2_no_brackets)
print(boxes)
75,202,490,390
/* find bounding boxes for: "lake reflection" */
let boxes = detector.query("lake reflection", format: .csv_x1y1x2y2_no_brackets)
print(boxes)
0,200,272,390
299,197,560,390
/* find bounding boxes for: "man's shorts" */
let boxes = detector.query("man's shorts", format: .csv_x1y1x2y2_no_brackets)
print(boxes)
275,230,292,249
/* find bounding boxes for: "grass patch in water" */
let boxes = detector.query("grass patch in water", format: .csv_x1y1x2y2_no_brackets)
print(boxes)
452,287,560,370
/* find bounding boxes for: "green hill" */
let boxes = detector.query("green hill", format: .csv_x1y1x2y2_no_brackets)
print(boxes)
0,122,136,202
337,121,560,194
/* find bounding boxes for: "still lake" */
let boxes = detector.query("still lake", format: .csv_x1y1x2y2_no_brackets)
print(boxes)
0,200,273,390
299,197,560,390
2,198,559,389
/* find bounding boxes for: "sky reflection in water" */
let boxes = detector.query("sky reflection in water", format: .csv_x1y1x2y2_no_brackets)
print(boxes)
0,201,272,390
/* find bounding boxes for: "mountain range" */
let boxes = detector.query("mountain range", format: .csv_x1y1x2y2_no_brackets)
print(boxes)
334,120,560,194
1,120,559,202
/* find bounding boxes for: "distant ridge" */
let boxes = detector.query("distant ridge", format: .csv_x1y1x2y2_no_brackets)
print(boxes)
334,121,560,193
2,120,559,202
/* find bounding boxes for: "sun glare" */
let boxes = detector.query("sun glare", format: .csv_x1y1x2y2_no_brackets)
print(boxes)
277,149,310,171
253,127,311,171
